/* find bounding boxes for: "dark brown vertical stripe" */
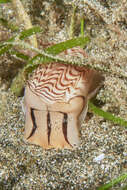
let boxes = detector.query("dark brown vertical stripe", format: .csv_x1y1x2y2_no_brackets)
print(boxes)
27,108,37,139
47,111,51,144
62,113,72,147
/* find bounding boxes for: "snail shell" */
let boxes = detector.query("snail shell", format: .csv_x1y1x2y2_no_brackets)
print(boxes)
24,62,104,149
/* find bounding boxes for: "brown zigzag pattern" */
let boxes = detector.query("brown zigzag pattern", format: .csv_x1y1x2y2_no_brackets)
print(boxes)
28,63,89,104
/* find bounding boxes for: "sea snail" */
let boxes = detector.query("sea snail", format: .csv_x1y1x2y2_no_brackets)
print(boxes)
24,62,104,149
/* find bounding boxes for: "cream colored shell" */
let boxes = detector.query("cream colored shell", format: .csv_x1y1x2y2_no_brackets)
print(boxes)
24,63,104,149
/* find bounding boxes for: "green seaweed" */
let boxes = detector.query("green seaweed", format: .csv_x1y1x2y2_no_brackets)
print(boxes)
0,45,12,56
45,36,90,55
80,17,85,37
0,35,91,75
0,0,11,3
0,26,42,57
23,36,90,75
10,50,29,61
89,101,127,128
19,26,42,40
97,173,127,190
0,37,16,55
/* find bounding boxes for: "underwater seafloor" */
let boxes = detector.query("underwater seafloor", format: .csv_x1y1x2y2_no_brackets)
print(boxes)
0,0,127,189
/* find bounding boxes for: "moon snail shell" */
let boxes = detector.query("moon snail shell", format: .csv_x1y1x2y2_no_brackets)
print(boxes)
24,62,104,149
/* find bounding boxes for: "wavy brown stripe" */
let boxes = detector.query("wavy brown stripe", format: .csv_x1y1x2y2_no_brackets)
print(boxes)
47,111,51,144
62,113,72,147
27,108,37,139
28,63,86,104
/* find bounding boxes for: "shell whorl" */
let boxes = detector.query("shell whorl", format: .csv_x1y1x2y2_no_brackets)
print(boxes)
28,63,90,104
